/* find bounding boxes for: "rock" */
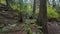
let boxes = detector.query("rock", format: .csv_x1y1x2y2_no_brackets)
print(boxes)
2,27,9,32
0,10,18,25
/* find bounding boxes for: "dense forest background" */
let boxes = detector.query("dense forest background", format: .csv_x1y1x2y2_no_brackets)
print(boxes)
0,0,60,34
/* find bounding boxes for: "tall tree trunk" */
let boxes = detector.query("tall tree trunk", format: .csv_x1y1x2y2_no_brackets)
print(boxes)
36,0,48,34
52,0,55,8
32,0,36,19
5,0,10,7
18,12,24,23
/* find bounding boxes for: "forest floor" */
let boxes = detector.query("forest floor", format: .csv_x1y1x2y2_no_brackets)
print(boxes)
47,22,60,34
0,19,60,34
0,19,41,34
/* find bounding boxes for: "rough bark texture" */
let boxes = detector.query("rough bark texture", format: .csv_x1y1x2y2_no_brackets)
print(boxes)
36,0,48,34
18,12,24,23
32,0,36,19
52,0,56,8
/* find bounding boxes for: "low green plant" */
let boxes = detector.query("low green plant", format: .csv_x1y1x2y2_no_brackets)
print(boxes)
22,20,42,34
22,23,29,30
47,7,59,19
0,0,6,5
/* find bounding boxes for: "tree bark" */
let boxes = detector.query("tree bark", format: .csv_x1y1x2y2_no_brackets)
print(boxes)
32,0,36,19
5,0,11,7
36,0,48,34
18,12,24,23
52,0,55,8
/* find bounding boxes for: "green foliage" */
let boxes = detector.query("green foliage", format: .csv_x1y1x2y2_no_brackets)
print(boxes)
29,28,33,34
0,0,6,5
22,23,29,30
22,19,42,34
47,6,59,18
11,4,21,11
0,0,59,19
22,23,33,34
36,8,39,14
10,2,33,17
35,6,59,19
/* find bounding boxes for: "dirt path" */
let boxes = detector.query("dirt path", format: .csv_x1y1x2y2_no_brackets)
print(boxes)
47,22,60,34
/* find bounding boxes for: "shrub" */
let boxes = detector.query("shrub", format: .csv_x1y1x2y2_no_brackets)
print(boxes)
34,6,59,19
47,6,59,19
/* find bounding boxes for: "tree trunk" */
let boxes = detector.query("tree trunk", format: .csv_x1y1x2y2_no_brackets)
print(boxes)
5,0,11,8
18,12,24,23
52,0,55,8
32,0,36,19
36,0,48,34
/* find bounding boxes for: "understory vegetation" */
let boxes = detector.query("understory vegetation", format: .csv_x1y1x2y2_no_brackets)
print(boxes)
0,0,60,34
